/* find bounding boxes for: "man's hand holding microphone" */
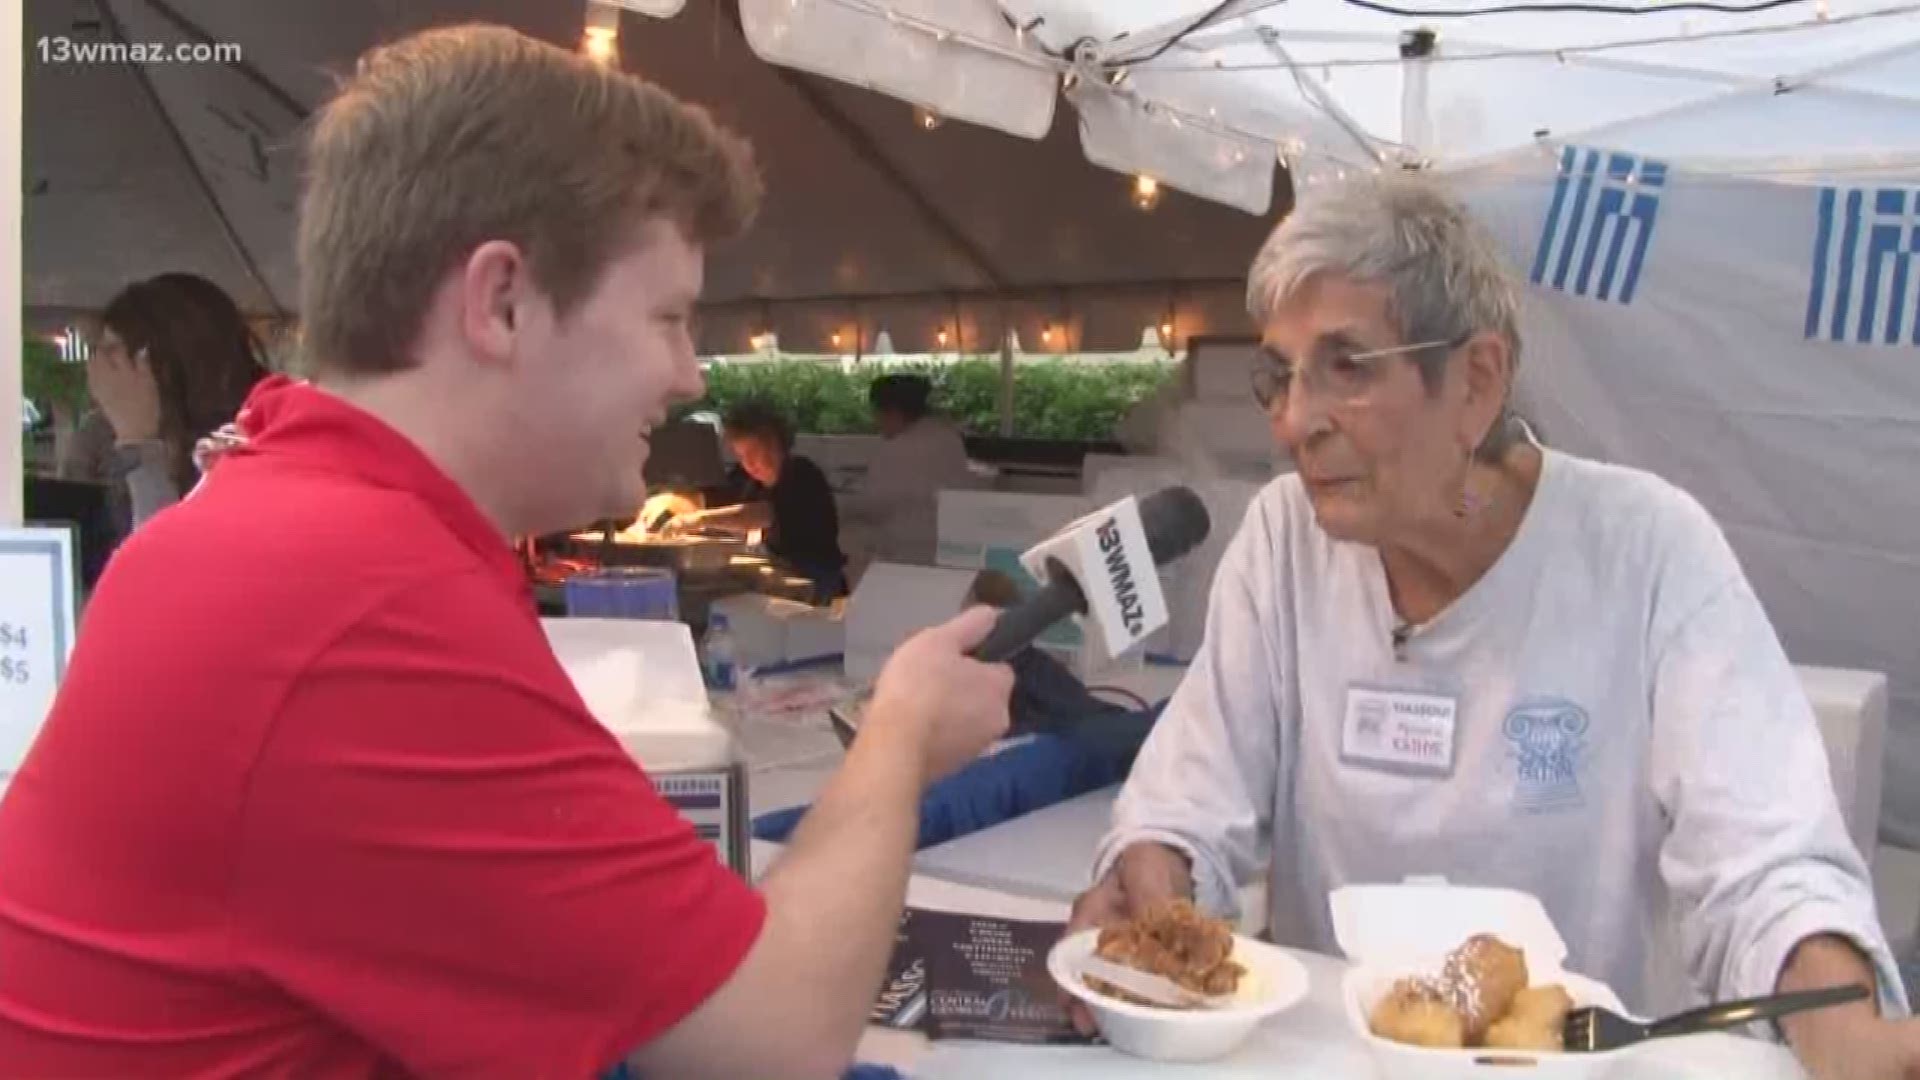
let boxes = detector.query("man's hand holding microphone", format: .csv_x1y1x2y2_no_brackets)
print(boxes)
642,487,1212,1078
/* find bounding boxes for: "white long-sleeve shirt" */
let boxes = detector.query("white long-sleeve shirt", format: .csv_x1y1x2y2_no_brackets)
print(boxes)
1097,448,1905,1017
840,417,980,566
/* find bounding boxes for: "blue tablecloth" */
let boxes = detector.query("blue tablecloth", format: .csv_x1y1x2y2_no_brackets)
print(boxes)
753,704,1162,849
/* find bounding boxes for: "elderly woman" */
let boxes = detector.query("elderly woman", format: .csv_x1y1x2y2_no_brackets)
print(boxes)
1069,177,1916,1076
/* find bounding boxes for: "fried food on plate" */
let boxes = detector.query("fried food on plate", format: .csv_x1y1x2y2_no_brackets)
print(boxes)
1083,898,1246,1009
1368,934,1577,1052
1368,979,1467,1048
1441,933,1529,1041
1481,984,1573,1051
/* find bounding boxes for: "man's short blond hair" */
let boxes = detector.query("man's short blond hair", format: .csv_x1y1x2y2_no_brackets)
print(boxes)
297,24,761,375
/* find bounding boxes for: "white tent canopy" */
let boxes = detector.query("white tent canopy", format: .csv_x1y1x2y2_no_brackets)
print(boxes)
21,0,1289,354
774,0,1920,845
784,0,1920,211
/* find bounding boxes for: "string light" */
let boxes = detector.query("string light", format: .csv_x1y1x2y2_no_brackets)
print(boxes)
936,327,951,348
1132,174,1162,211
830,330,844,349
1142,3,1914,73
581,1,619,65
913,104,945,131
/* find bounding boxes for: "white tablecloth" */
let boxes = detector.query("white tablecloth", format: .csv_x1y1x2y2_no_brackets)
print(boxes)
911,787,1119,899
755,838,1809,1078
910,953,1810,1080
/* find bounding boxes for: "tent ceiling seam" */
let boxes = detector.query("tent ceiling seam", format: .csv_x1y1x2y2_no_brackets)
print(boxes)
139,0,312,121
724,8,1010,291
102,0,287,316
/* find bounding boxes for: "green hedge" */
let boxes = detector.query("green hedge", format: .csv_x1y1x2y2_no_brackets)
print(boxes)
23,337,88,417
19,340,1173,445
690,358,1175,441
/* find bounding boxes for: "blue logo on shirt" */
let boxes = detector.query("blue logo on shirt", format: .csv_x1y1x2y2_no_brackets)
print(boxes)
1503,698,1590,814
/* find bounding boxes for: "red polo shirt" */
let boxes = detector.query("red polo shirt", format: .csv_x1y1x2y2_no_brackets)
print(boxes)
0,378,765,1077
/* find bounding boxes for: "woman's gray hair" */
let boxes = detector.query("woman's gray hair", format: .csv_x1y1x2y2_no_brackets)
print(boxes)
1247,174,1527,461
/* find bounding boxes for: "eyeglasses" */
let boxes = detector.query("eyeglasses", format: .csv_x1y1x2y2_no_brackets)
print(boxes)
1249,334,1467,410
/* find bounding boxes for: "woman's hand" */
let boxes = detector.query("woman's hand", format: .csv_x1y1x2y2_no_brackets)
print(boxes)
656,509,711,537
88,344,163,446
1061,841,1196,1034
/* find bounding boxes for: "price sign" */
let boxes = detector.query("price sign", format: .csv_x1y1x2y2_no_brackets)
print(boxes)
1,528,78,785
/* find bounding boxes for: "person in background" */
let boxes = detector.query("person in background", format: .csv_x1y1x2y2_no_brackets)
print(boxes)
0,25,1012,1079
1068,174,1919,1079
666,397,848,600
839,373,981,567
62,272,269,536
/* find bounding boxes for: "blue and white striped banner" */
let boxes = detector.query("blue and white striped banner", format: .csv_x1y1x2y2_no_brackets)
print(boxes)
1805,185,1920,346
1530,147,1668,305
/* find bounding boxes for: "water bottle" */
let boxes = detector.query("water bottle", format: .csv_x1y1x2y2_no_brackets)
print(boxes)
703,613,737,691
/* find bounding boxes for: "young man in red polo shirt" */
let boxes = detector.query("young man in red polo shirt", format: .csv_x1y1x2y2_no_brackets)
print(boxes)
0,25,1013,1079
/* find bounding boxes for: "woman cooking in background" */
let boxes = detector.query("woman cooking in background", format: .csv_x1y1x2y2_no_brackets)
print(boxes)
62,272,270,537
667,397,848,600
840,373,981,567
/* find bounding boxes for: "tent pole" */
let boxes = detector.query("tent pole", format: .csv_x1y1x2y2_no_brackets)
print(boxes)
2,0,20,522
137,0,310,121
997,319,1015,438
100,1,287,317
1399,29,1436,161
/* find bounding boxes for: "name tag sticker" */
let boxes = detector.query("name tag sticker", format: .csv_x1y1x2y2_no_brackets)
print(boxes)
1342,685,1458,777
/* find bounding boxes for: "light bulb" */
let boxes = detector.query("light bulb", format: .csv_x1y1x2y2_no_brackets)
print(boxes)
1132,174,1162,211
582,2,620,65
579,29,618,63
914,104,945,131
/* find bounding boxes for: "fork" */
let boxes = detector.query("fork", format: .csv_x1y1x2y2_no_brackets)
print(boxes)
1563,983,1870,1052
1076,955,1234,1010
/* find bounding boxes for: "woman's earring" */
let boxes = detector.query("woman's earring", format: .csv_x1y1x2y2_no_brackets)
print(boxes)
1454,448,1486,518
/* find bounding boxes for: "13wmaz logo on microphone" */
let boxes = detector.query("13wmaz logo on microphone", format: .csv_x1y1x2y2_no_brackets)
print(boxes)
1095,518,1147,638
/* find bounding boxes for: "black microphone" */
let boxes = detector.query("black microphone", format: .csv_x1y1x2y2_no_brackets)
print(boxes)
969,486,1212,663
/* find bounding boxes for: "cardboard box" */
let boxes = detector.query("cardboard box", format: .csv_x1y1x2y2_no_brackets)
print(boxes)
541,618,748,874
843,562,979,684
793,433,882,495
1167,401,1284,476
1185,338,1263,404
1083,457,1264,663
936,490,1094,660
707,592,845,672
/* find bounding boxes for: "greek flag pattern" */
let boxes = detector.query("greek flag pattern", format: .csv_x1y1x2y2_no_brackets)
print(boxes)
1805,185,1920,346
1530,146,1668,305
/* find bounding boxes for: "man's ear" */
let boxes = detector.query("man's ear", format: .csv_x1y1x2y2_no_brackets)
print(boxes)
458,240,530,368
